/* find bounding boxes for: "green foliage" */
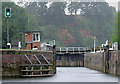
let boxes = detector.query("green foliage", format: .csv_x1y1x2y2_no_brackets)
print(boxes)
112,12,118,42
0,1,2,48
112,12,120,49
2,2,116,49
27,2,114,48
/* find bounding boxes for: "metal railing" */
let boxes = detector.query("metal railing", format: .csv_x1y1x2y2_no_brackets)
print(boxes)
56,47,89,53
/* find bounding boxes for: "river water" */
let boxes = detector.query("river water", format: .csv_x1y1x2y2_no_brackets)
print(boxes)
3,67,119,82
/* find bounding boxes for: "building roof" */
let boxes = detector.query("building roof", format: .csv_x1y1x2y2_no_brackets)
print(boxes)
20,31,41,33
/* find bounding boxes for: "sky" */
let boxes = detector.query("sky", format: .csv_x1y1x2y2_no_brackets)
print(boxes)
12,0,120,11
105,0,119,11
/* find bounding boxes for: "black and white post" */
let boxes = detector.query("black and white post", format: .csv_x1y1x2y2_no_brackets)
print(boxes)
93,36,96,53
5,8,11,49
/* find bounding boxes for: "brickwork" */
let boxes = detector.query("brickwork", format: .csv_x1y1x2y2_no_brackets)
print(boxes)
25,32,41,50
1,50,54,77
25,33,32,43
33,42,41,50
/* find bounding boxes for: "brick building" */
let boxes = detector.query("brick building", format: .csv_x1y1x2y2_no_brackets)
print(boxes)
22,31,41,50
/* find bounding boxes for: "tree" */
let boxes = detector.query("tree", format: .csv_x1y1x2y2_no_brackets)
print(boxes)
112,12,120,50
2,2,116,49
24,2,115,48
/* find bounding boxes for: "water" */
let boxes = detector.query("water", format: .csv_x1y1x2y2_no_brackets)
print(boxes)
3,67,119,82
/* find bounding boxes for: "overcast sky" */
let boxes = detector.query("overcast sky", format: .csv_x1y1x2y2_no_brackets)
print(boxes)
12,0,120,11
105,0,119,11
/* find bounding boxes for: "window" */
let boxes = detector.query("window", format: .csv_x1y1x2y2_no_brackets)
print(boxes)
33,34,35,41
25,43,27,47
32,33,40,42
36,34,39,40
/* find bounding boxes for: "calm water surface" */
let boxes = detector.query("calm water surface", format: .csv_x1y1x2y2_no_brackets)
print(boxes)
3,67,119,82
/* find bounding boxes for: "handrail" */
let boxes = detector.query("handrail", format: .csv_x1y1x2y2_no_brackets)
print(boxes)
56,47,88,53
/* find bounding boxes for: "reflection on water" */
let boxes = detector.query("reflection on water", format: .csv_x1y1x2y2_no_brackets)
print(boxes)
3,67,118,82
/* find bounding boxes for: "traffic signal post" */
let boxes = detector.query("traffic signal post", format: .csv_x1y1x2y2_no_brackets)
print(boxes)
5,8,11,49
5,8,11,17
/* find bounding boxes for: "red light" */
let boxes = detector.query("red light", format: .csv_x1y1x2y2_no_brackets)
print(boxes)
7,9,10,11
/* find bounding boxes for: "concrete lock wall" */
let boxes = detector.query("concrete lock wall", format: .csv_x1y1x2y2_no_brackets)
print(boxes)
56,53,84,67
117,51,120,75
84,50,120,75
84,52,104,72
1,50,55,77
109,50,120,75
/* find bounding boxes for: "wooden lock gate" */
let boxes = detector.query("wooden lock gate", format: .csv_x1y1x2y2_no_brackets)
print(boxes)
21,54,54,77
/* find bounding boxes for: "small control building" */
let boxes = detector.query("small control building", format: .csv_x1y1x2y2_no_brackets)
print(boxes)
22,31,41,50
